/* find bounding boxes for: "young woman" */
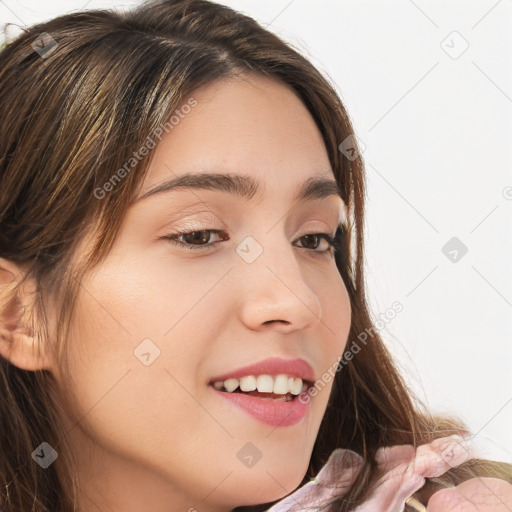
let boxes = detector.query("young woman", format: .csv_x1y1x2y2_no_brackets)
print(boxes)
0,1,510,511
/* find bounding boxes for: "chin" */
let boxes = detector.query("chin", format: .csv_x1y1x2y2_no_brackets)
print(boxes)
228,459,309,508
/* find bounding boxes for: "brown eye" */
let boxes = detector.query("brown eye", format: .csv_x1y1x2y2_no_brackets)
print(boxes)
163,229,228,250
301,234,322,249
181,230,212,245
296,233,336,253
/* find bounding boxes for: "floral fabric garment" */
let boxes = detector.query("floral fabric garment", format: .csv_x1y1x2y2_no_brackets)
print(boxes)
265,435,472,512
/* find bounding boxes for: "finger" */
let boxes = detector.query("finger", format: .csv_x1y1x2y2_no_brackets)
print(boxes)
427,477,512,512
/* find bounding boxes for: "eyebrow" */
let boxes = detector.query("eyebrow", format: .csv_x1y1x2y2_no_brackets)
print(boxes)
132,172,344,204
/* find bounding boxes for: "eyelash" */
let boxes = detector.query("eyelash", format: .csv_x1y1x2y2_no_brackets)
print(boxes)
162,225,345,255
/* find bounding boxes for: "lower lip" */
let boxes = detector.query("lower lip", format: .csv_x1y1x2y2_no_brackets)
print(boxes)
210,387,311,427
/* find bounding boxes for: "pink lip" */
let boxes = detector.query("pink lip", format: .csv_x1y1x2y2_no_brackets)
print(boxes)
209,356,316,384
210,387,311,427
208,357,315,427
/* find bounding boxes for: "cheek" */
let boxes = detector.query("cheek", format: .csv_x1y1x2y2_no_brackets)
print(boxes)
52,259,222,484
309,272,351,404
53,256,165,420
56,247,224,424
94,250,226,340
318,270,352,358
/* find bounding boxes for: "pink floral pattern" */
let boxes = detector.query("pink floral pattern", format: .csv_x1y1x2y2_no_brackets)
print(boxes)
265,435,473,512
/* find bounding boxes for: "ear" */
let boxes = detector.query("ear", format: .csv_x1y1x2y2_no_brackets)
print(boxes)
0,258,53,372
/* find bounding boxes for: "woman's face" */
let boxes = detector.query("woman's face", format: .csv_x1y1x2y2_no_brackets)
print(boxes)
51,74,352,511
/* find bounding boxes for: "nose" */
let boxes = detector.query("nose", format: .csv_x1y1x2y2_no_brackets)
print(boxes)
236,238,322,333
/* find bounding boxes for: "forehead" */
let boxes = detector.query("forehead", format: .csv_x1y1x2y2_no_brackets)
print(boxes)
138,74,333,201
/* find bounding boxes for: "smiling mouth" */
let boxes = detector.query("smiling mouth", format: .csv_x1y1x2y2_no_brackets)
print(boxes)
208,376,314,427
208,380,314,402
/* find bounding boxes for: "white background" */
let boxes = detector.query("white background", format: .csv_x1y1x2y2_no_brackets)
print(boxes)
1,0,511,463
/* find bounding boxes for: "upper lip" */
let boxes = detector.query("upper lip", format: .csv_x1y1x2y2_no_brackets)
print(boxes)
209,357,316,385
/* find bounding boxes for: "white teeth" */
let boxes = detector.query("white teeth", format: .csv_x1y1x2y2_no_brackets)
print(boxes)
211,374,306,395
291,377,303,395
273,374,289,394
239,375,257,391
223,378,239,393
256,375,274,393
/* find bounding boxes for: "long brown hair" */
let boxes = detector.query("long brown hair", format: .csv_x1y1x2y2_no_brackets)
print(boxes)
0,1,509,510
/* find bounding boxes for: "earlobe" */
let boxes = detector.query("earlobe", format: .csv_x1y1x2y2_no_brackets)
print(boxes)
0,258,52,372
